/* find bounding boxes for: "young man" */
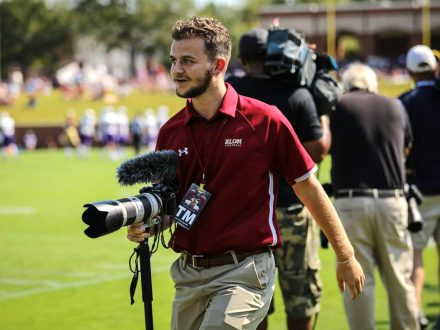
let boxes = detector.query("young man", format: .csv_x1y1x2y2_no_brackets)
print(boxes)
228,28,331,330
127,16,364,330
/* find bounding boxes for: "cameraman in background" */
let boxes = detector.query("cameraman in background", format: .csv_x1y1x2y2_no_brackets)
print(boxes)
228,28,331,330
330,63,418,330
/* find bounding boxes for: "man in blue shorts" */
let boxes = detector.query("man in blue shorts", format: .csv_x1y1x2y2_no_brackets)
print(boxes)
399,45,440,330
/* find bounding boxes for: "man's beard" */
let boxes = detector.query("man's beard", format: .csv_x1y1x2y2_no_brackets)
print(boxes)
175,67,213,98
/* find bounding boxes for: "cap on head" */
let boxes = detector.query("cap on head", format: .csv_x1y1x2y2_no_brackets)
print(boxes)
239,28,268,58
406,45,437,73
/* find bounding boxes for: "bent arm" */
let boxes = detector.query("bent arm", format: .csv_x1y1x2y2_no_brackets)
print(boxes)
293,174,351,260
292,174,365,299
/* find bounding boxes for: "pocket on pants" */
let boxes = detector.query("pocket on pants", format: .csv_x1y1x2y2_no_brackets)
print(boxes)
170,256,182,284
247,252,275,290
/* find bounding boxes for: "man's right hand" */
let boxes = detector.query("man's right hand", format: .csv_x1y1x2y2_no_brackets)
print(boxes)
127,222,151,243
336,256,365,300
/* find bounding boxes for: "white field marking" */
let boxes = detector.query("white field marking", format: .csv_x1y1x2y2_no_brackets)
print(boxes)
0,273,130,301
0,263,173,301
0,207,36,215
100,263,130,270
0,278,63,286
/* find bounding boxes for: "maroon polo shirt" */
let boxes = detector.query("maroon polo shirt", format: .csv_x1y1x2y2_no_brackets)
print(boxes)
156,83,316,255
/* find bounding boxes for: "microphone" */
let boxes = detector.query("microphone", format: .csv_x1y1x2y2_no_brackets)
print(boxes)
116,150,179,186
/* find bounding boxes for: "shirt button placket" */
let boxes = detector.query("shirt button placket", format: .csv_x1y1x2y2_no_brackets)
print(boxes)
203,123,213,161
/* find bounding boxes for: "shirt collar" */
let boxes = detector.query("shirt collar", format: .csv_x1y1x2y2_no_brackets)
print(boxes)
182,83,239,125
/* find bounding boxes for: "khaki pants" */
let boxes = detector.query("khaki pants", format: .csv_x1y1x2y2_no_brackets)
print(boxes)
170,250,276,330
335,196,418,330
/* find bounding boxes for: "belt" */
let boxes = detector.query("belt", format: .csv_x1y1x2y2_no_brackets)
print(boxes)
182,249,270,269
335,189,404,199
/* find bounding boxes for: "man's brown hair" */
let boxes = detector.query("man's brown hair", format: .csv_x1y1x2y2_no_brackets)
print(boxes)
171,16,232,63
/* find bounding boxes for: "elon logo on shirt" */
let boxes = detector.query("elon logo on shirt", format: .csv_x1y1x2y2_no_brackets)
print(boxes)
224,138,242,147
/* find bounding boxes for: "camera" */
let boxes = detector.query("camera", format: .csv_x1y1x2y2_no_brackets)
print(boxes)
82,150,179,238
404,183,423,233
264,27,342,117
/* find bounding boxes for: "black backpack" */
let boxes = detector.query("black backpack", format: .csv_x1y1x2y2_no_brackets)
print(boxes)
264,28,342,115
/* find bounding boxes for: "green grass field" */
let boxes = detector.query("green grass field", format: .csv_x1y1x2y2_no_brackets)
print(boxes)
0,150,437,330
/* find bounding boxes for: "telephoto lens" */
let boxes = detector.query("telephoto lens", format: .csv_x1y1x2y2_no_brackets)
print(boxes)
82,191,162,238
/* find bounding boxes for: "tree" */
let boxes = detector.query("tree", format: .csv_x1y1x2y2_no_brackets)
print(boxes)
196,0,274,65
0,0,73,79
71,0,196,75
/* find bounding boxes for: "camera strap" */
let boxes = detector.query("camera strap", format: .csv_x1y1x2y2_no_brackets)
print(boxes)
188,117,228,189
129,221,170,305
129,241,155,305
171,117,227,230
129,247,141,305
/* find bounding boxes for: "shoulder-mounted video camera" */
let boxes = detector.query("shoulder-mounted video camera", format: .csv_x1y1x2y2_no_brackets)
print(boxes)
264,27,342,116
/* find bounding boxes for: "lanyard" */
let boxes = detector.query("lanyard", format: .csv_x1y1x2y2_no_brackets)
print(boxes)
188,117,228,190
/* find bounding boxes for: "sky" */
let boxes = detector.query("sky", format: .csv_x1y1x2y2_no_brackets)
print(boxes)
196,0,244,8
42,0,245,8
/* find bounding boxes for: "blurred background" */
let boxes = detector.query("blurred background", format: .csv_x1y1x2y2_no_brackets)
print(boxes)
0,0,438,148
